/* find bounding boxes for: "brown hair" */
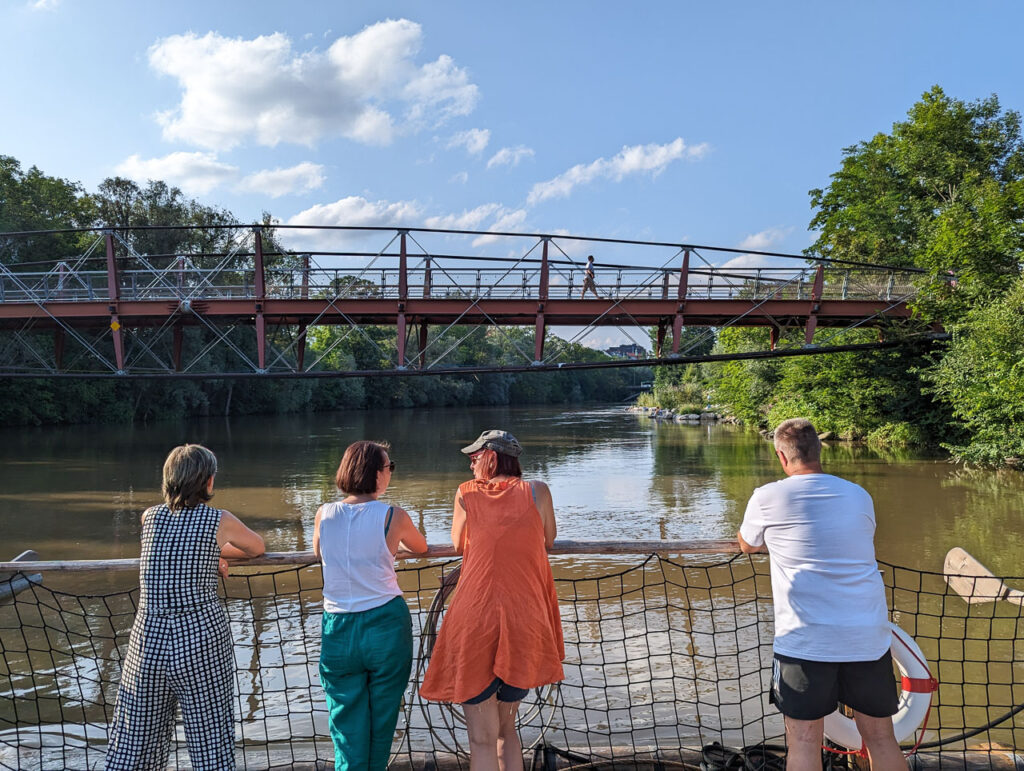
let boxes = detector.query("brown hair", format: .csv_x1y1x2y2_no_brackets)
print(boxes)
162,444,218,511
336,441,390,494
474,448,523,480
773,418,821,464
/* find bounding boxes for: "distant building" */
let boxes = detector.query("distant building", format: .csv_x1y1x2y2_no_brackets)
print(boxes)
604,343,647,359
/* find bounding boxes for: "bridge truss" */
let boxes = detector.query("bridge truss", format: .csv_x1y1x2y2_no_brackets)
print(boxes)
0,225,933,378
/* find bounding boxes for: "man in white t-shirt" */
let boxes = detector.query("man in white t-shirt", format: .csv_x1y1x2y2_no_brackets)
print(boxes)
738,418,906,771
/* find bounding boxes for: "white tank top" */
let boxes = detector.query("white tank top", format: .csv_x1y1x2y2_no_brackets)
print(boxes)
319,500,403,614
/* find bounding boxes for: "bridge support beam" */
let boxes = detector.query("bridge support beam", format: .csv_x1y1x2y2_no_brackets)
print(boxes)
396,231,409,368
254,229,267,371
104,233,125,373
656,321,666,357
671,250,690,355
770,326,779,351
804,263,824,345
535,238,550,363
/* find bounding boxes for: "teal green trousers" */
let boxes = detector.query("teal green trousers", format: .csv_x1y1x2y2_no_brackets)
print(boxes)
319,596,413,770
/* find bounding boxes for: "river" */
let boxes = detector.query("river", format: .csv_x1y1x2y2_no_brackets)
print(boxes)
3,404,1023,767
3,404,1022,580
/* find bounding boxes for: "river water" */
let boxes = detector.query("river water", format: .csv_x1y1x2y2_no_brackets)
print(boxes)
3,404,1023,580
2,405,1023,767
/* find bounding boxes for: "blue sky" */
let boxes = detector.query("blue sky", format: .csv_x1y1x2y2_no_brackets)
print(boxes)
2,1,1022,348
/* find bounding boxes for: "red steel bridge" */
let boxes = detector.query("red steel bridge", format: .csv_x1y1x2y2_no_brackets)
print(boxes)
0,225,933,377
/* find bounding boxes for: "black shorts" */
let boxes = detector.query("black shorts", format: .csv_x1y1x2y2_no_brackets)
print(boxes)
770,650,899,721
463,677,530,705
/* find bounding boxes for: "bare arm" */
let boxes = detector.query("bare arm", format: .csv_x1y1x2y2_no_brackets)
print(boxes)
451,494,468,554
217,510,265,559
532,481,557,550
737,530,767,554
313,506,323,561
386,506,428,555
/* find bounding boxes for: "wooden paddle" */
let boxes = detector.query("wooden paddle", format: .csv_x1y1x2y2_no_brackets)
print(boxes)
944,547,1024,606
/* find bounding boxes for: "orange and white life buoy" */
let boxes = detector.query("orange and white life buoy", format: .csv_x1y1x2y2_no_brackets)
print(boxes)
823,622,937,750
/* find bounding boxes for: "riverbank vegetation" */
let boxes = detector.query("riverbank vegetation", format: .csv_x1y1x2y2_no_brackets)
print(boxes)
645,87,1024,466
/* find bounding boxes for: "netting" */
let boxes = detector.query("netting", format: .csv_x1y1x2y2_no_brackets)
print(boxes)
2,555,1022,770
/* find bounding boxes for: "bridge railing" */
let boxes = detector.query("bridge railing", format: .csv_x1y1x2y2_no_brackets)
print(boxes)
0,263,922,304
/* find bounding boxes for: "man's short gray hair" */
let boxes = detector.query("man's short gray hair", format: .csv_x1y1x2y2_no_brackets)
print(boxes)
773,418,821,464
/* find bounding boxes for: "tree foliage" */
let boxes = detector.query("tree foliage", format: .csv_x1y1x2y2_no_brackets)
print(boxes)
708,87,1024,460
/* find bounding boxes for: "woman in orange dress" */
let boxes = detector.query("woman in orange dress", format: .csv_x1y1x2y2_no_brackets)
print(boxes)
420,430,564,771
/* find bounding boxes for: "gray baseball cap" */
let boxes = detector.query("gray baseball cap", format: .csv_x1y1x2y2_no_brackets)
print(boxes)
460,429,523,458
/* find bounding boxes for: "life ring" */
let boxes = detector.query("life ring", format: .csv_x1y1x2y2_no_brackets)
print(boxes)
823,622,937,750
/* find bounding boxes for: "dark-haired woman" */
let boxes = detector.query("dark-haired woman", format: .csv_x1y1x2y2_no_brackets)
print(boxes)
420,430,563,771
106,444,265,771
314,440,428,770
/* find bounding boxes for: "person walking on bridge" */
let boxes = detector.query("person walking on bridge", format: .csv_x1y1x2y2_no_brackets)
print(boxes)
738,418,906,771
580,254,600,299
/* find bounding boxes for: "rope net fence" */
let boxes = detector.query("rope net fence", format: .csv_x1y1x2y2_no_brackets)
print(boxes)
1,554,1022,770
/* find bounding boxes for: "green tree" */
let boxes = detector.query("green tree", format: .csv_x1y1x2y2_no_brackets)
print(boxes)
924,274,1024,466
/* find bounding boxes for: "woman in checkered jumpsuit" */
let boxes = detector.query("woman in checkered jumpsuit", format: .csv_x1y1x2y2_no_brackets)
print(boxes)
106,444,265,771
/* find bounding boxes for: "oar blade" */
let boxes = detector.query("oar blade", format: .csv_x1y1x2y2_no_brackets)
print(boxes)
944,547,1008,604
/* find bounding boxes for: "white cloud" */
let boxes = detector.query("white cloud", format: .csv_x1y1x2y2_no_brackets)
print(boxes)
284,195,423,251
288,196,422,228
235,162,326,198
449,171,469,184
29,0,58,9
148,21,479,151
527,138,708,205
487,145,534,169
737,226,793,252
424,203,502,230
471,208,528,247
114,152,238,195
447,128,490,155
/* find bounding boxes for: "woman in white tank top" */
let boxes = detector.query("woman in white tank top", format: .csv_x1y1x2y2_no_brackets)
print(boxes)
313,441,428,771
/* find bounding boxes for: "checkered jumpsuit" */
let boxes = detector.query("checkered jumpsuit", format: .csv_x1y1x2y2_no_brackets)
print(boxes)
106,503,235,771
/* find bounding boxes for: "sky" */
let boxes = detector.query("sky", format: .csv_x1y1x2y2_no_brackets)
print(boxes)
2,1,1023,349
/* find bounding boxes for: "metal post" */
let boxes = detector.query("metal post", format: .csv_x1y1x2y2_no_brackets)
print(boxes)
534,313,545,363
770,326,778,350
253,228,267,371
656,322,666,357
423,257,432,298
661,271,669,300
539,239,550,301
301,255,310,299
399,231,408,302
396,313,407,368
104,232,125,372
804,263,824,345
671,250,690,354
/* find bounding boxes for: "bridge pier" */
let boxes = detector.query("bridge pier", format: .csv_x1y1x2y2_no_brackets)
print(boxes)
671,250,690,355
254,229,267,371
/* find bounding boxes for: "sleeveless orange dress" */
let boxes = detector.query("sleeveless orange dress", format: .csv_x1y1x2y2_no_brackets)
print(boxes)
419,478,565,703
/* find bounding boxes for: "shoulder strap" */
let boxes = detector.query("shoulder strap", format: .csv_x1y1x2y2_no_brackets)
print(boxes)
529,481,537,505
383,505,395,536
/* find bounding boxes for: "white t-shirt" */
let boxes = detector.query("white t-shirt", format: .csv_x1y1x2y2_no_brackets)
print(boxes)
739,473,890,662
